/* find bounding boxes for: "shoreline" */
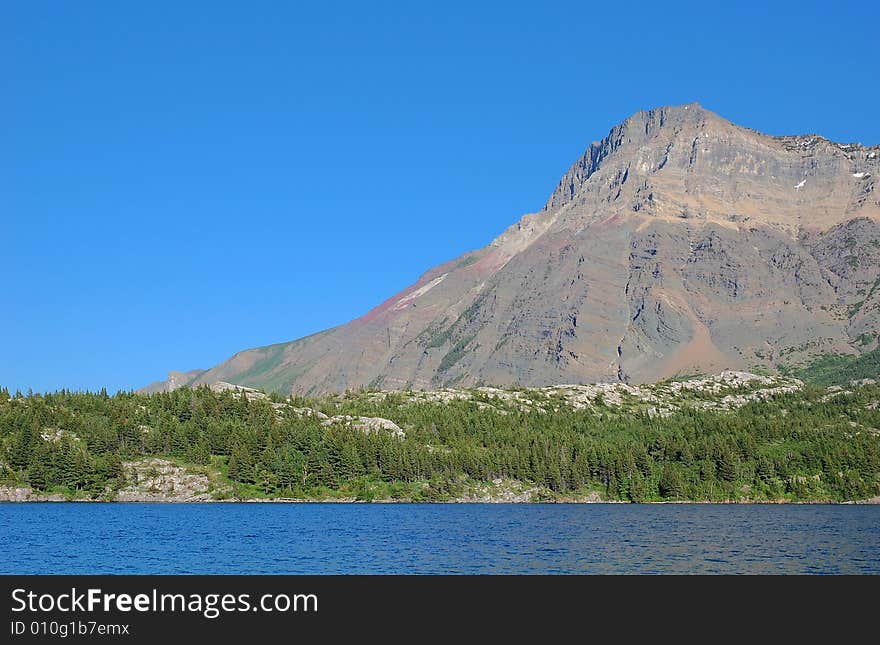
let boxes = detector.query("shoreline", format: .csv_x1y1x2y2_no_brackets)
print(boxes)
1,494,878,505
3,479,878,505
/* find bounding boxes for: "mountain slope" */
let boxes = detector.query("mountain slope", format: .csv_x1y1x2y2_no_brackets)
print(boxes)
146,103,880,395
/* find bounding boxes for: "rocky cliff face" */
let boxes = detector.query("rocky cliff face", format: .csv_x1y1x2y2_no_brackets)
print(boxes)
145,103,880,395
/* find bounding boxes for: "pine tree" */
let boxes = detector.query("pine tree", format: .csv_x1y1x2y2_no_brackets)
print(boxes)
659,464,684,498
27,458,49,491
717,447,739,482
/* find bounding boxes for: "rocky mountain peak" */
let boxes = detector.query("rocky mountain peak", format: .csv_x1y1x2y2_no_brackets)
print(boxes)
543,103,879,234
542,103,721,212
143,105,880,395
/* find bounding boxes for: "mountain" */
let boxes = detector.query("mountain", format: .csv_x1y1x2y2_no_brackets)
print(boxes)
144,103,880,395
139,369,207,394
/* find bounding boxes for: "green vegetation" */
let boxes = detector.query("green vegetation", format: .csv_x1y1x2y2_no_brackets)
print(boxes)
421,325,452,349
454,256,479,269
1,378,879,503
229,344,288,388
856,333,875,347
418,293,487,355
848,276,880,319
793,347,880,386
438,334,477,372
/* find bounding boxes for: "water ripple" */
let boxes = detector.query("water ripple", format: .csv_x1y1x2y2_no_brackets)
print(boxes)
0,504,878,574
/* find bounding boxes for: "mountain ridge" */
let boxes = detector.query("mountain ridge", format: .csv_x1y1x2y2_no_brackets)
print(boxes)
143,103,880,395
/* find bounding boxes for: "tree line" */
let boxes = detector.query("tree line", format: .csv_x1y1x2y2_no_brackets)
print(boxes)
0,383,878,502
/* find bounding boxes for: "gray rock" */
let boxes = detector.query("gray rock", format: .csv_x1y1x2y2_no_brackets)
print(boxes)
115,458,213,502
321,415,405,439
0,487,65,502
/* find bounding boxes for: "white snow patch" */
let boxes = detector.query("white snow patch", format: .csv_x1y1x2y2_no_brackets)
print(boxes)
795,179,806,190
869,152,877,159
394,274,447,309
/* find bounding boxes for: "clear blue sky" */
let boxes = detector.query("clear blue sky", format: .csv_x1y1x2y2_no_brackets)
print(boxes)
3,1,879,393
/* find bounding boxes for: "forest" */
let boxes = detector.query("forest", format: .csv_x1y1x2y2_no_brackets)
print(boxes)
1,372,879,503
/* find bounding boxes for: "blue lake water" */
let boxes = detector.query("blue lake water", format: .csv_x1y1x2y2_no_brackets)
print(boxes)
1,503,878,574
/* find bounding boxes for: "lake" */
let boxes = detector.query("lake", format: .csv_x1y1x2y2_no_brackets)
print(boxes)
1,503,878,574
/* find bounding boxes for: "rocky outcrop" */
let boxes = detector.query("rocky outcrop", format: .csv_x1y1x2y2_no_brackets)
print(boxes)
452,478,544,503
208,381,266,400
115,458,213,502
320,415,405,439
450,478,605,503
0,459,214,503
0,487,65,502
144,103,880,395
288,406,329,420
367,370,805,418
